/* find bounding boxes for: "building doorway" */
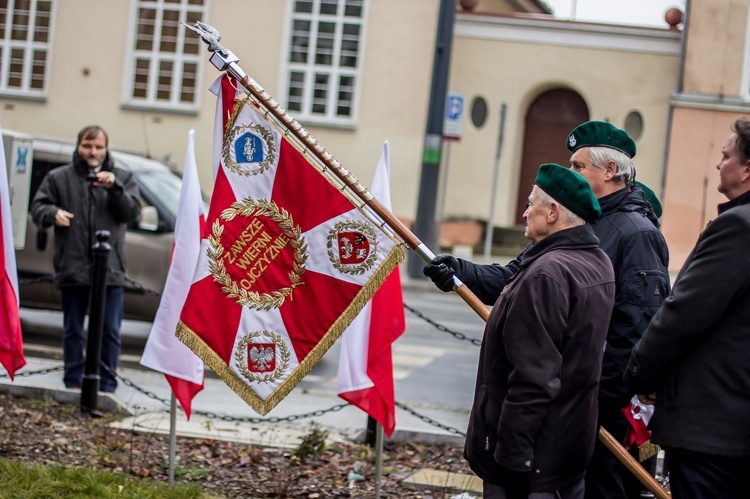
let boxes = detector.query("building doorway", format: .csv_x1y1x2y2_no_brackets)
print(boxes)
515,89,589,224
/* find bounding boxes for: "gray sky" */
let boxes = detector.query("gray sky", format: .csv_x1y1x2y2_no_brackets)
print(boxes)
543,0,687,28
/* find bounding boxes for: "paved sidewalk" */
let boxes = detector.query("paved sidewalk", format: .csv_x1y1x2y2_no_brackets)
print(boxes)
0,355,468,449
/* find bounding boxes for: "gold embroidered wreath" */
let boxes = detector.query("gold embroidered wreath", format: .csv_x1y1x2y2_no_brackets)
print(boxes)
235,330,291,384
222,103,277,177
326,220,378,275
208,198,307,310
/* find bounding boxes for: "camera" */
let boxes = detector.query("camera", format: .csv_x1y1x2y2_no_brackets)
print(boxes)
86,173,98,183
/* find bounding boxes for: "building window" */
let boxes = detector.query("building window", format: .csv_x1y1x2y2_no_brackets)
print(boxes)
0,0,53,99
123,0,206,113
470,96,488,129
624,110,644,140
282,0,367,126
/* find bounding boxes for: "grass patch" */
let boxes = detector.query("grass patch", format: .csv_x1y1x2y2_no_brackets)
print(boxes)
0,458,209,498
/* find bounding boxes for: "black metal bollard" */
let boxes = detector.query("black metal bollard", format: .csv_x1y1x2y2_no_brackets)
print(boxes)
364,415,378,448
79,230,111,416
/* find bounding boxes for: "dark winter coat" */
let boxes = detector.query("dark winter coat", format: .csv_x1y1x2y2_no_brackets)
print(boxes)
454,184,669,406
464,224,615,492
30,152,141,288
625,190,750,457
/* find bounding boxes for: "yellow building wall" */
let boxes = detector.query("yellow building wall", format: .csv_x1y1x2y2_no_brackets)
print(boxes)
445,37,678,226
682,0,749,96
0,0,438,222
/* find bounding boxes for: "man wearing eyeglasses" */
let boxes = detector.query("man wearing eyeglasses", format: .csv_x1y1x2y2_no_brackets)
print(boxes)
424,121,670,499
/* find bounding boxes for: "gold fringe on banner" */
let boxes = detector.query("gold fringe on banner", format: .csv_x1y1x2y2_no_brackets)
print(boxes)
638,441,661,462
176,244,405,416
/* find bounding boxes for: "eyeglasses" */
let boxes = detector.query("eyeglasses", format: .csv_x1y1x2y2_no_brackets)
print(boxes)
525,201,531,210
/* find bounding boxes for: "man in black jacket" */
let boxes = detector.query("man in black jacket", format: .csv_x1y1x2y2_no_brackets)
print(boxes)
425,121,670,498
625,118,750,498
31,126,141,393
463,163,614,499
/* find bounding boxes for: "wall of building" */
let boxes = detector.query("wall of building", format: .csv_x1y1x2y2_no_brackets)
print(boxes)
0,1,686,238
444,16,680,227
661,0,750,270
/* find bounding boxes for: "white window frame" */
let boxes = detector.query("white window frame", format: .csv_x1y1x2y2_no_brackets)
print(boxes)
121,0,208,114
279,0,368,128
0,0,55,100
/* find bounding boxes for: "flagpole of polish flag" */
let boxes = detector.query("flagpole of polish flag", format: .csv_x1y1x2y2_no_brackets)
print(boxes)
0,129,26,379
337,141,405,437
140,129,206,418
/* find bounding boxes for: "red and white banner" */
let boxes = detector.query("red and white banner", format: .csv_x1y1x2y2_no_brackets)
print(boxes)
0,130,26,378
621,395,659,461
176,74,403,415
140,130,206,418
337,141,405,436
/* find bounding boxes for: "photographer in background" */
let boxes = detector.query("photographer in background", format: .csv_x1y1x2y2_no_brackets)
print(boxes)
30,125,141,393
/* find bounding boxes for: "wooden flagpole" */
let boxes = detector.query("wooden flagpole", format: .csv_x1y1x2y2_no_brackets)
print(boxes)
185,22,667,499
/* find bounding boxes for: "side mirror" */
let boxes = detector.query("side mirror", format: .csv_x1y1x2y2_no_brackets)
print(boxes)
138,206,159,232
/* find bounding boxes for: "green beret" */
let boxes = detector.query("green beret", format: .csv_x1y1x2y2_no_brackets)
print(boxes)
535,163,601,222
635,181,663,218
566,121,637,159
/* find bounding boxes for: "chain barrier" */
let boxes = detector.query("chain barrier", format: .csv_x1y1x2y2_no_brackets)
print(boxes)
5,361,466,436
403,302,482,347
18,268,162,297
0,362,68,379
395,401,466,437
16,272,473,434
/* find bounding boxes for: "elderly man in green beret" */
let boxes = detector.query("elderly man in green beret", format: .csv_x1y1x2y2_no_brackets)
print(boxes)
425,121,670,499
462,163,615,499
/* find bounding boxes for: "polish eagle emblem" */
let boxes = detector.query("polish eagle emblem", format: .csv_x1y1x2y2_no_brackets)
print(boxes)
249,345,275,372
235,331,290,383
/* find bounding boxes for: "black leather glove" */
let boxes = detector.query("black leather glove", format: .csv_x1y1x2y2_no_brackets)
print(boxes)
422,254,461,292
497,464,531,499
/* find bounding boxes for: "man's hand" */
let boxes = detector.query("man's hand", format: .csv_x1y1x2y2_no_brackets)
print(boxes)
637,392,657,405
92,171,116,189
423,254,461,292
497,464,531,499
54,209,74,227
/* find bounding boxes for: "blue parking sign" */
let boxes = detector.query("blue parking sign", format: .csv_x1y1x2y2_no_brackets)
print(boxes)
444,92,464,140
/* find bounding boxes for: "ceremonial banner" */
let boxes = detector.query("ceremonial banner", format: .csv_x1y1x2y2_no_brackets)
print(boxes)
337,142,405,436
177,75,404,415
0,130,26,378
141,130,206,418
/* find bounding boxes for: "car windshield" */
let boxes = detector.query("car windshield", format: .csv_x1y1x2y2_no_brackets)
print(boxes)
131,171,183,217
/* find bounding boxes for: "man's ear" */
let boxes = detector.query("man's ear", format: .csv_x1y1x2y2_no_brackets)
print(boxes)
547,202,560,223
603,160,618,181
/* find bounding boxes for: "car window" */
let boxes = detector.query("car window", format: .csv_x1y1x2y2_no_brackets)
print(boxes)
131,170,182,218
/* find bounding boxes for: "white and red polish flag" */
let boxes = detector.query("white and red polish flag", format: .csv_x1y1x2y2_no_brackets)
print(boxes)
140,129,206,418
337,141,405,437
0,130,26,379
176,74,404,415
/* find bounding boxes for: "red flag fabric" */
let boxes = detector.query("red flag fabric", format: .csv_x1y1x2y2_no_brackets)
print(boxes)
140,130,206,418
621,394,660,461
176,74,403,415
0,131,26,378
337,141,405,436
